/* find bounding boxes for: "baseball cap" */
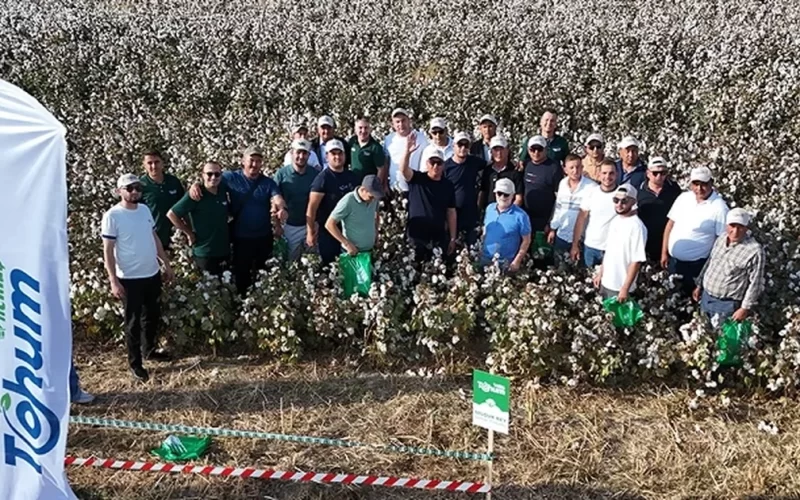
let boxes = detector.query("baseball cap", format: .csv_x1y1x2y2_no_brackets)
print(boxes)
243,145,263,157
453,131,471,144
494,178,515,195
618,136,640,149
615,183,638,199
391,108,410,118
648,156,668,170
325,139,345,152
727,208,751,227
116,173,140,188
426,149,445,163
429,117,447,131
361,175,384,200
318,115,335,128
479,114,498,126
527,135,547,149
584,132,605,146
489,136,508,149
291,139,310,152
690,166,713,183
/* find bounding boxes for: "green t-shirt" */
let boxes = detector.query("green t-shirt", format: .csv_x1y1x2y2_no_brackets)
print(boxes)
329,188,379,252
140,173,185,248
170,185,230,258
348,136,386,181
274,164,319,227
516,134,570,164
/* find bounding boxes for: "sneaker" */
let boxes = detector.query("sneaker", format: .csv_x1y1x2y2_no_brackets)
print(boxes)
71,390,95,405
130,366,150,382
145,349,172,362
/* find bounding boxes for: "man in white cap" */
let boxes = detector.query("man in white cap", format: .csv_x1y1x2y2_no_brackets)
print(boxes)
517,108,570,166
661,166,729,295
548,154,595,256
571,159,619,267
283,124,321,169
274,138,320,260
479,135,522,209
522,135,563,244
102,174,175,382
582,133,606,182
481,178,532,272
594,184,647,301
615,136,647,187
420,117,453,170
443,131,485,246
470,114,498,163
311,115,350,170
382,107,429,193
693,208,765,323
636,156,681,261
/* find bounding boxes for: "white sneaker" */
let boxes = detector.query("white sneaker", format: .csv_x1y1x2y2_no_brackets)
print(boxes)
71,390,95,404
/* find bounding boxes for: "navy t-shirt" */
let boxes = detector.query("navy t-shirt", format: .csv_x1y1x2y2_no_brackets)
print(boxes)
444,155,484,230
407,171,456,242
311,168,359,223
523,159,563,231
223,169,280,239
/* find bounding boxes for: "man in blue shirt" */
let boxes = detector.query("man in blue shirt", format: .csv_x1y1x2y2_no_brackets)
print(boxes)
615,136,647,187
444,131,484,247
482,178,532,271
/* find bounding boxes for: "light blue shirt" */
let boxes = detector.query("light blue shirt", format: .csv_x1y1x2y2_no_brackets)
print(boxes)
482,203,532,265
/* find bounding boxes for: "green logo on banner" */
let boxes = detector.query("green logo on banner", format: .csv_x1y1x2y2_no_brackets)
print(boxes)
472,370,510,434
1,393,10,412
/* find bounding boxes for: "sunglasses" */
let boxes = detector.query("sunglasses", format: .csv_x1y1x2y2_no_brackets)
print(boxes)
650,170,668,176
528,146,544,152
612,197,631,205
691,180,710,186
431,129,445,135
429,160,443,167
456,141,470,148
205,171,222,178
495,192,512,198
124,184,143,192
587,143,603,150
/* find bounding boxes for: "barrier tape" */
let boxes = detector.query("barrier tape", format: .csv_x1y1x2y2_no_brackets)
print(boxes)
70,415,493,462
64,456,491,493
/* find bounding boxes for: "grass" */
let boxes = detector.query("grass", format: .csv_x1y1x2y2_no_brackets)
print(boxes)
68,344,800,499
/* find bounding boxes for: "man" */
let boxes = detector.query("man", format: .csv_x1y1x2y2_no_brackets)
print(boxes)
636,156,681,261
311,115,350,170
102,174,175,382
479,135,523,209
481,178,532,271
399,133,457,262
443,131,485,246
548,154,595,255
615,136,647,187
348,117,386,182
518,109,570,165
582,133,605,182
662,166,729,295
594,184,648,301
420,117,454,170
325,175,383,255
693,208,765,323
139,150,185,250
571,159,619,267
383,108,429,192
283,124,321,169
522,135,563,235
188,145,287,295
307,139,359,265
470,114,498,163
167,161,230,276
275,139,320,260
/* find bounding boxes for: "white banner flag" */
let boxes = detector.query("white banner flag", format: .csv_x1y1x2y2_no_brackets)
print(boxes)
0,80,76,499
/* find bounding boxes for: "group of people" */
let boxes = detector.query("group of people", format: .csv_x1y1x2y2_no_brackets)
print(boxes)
80,107,765,392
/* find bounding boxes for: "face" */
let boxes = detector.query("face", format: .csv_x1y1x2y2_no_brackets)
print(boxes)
600,164,617,189
491,146,508,164
619,146,639,166
691,180,712,200
495,190,513,209
356,120,371,142
540,112,557,136
647,167,668,187
585,141,604,159
427,158,444,179
612,195,634,215
480,122,496,141
392,115,411,135
359,186,375,202
119,183,143,203
455,140,470,158
292,128,309,140
143,155,163,178
430,128,447,144
202,163,223,188
242,154,263,179
727,223,747,243
327,149,345,169
319,124,334,141
292,148,309,167
528,145,546,163
563,159,583,181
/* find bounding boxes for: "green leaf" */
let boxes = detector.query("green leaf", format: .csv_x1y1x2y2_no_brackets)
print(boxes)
1,393,11,412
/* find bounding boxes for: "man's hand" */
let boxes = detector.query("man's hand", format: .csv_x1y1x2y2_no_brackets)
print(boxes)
692,286,701,302
274,224,284,239
110,278,125,300
406,133,420,154
570,245,581,262
163,264,175,284
617,288,629,303
660,251,669,270
447,239,456,255
592,272,601,288
188,182,203,201
343,241,359,256
732,308,750,322
185,231,197,246
306,228,318,248
509,257,522,273
547,230,556,245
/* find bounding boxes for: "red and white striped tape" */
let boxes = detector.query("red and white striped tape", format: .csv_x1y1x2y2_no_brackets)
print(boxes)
64,456,491,493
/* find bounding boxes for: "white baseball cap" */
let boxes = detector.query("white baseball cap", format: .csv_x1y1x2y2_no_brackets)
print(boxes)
429,117,447,131
615,183,638,200
489,136,508,149
494,178,515,195
318,115,335,128
527,135,547,149
453,131,471,144
727,208,751,227
584,132,605,146
392,108,410,118
291,139,310,152
426,149,445,162
325,139,345,152
117,173,140,188
648,156,668,170
618,136,640,149
690,166,713,183
479,114,498,126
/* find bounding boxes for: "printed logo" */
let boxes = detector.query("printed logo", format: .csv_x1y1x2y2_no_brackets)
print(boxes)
169,190,177,195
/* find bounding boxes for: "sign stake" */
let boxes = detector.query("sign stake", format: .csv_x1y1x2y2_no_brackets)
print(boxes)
486,429,494,500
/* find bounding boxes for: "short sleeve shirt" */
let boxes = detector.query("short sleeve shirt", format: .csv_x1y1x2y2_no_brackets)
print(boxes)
407,171,456,242
601,214,648,292
482,203,532,264
384,130,429,191
222,169,280,239
170,185,230,258
580,185,618,251
311,168,359,224
101,204,160,279
329,189,379,251
444,155,484,228
139,173,185,247
348,136,386,181
667,190,729,261
523,159,563,228
274,164,320,226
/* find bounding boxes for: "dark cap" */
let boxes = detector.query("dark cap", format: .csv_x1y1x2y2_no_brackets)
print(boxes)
361,175,384,200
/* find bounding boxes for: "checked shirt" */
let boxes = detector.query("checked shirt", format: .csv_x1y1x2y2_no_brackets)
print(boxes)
697,234,765,309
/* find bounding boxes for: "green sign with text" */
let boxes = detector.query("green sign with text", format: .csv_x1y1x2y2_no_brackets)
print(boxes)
472,370,510,434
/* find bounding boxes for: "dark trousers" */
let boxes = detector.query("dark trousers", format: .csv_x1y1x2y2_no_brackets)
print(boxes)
318,227,341,266
194,255,229,277
668,256,707,296
410,236,448,263
233,236,273,295
120,274,162,369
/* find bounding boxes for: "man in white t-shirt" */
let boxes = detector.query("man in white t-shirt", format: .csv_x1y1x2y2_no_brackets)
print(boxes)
548,154,596,256
282,124,320,168
102,174,175,382
382,108,429,192
570,159,618,267
595,184,648,301
420,117,453,172
661,166,729,295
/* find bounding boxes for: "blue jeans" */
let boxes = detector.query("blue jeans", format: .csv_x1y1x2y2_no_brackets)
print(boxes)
584,246,604,267
701,289,739,323
69,362,80,399
554,237,572,253
669,257,707,296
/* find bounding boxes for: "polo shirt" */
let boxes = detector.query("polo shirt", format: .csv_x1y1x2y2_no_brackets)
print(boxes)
637,179,681,257
482,203,532,264
407,170,456,242
523,158,563,230
579,185,617,250
283,149,320,169
601,214,648,292
348,136,386,181
517,134,570,164
420,139,454,172
170,185,230,258
101,204,160,279
480,162,523,207
274,164,320,226
311,168,359,224
667,190,729,261
139,173,185,248
384,129,429,191
550,176,596,244
329,188,379,252
615,159,647,188
444,155,484,230
470,139,492,163
222,169,280,239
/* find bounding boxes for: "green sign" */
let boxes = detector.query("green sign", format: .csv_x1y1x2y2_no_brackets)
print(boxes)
472,370,510,434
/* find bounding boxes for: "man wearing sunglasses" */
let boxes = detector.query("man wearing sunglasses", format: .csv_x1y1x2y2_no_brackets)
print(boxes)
479,135,522,209
470,114,498,163
481,178,531,272
661,166,729,296
522,135,563,260
615,136,647,187
420,117,454,171
102,174,175,382
636,156,681,261
168,161,230,276
139,150,185,251
517,109,570,166
594,184,647,301
443,131,485,247
582,133,606,182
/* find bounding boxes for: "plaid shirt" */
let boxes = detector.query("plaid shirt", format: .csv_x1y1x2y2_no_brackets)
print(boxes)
697,234,765,309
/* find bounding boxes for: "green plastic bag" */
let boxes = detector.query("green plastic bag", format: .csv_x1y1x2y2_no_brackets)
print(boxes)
339,252,372,298
273,237,289,261
717,319,752,367
602,297,644,327
531,231,553,258
150,435,211,462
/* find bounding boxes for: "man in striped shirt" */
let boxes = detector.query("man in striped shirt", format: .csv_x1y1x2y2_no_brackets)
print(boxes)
693,208,765,323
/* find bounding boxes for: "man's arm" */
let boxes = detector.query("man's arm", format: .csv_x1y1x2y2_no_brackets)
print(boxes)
102,238,125,299
661,219,675,268
399,135,418,183
153,231,174,282
618,261,642,301
166,209,195,246
571,210,589,254
324,215,356,256
741,247,766,312
306,193,324,246
446,207,457,254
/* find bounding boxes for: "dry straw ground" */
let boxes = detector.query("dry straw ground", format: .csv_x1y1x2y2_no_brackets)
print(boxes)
69,346,800,499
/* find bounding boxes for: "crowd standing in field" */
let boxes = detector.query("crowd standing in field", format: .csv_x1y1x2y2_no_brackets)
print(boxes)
71,108,766,391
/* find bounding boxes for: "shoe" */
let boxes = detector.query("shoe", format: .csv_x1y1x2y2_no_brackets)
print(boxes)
145,349,171,362
71,390,95,405
130,366,150,382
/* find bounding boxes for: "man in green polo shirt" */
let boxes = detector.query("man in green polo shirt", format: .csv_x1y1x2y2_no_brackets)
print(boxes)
517,108,570,166
167,161,230,276
139,150,185,250
348,117,386,182
325,175,383,255
274,138,319,260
